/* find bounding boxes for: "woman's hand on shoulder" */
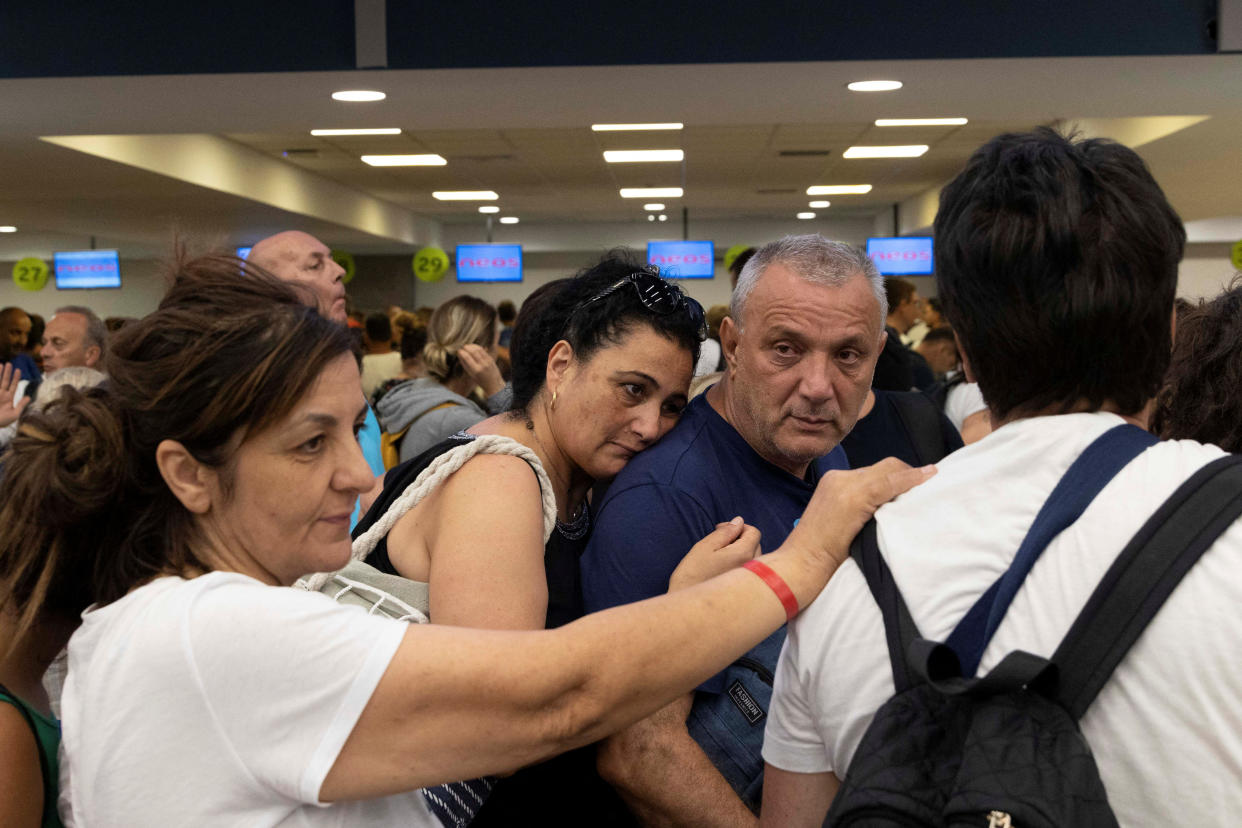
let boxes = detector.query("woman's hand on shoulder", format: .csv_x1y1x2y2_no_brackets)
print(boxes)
669,517,761,592
787,458,935,570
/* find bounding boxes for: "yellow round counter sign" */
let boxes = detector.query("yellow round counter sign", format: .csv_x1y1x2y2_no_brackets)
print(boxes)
331,249,356,285
414,247,449,282
1231,240,1242,272
12,257,49,291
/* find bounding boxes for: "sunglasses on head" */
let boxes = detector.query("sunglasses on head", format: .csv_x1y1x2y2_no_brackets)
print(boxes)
570,268,707,341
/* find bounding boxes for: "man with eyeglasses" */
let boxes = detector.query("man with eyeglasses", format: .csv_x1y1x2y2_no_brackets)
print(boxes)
582,235,886,827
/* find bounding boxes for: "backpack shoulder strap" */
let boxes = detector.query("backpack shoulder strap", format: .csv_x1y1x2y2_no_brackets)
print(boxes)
946,424,1157,675
1052,453,1242,718
849,519,921,693
887,391,949,466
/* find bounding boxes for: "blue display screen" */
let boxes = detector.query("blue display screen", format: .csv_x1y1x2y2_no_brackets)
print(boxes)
866,237,934,276
456,244,522,282
647,240,714,279
236,246,252,260
54,249,121,289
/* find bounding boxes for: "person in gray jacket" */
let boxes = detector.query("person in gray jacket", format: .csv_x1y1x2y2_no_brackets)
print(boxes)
376,295,511,464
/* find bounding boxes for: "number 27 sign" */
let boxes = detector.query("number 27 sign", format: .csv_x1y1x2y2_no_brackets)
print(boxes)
12,257,49,291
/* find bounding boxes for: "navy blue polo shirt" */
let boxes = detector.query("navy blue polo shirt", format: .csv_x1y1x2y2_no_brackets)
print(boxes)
581,391,849,691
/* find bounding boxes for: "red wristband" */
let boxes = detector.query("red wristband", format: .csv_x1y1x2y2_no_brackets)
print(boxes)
742,559,799,622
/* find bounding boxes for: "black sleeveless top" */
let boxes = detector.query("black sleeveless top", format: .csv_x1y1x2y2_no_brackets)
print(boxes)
351,433,636,825
354,432,591,629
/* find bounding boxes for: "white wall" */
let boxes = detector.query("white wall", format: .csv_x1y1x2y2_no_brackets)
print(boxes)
1178,243,1238,299
0,258,166,319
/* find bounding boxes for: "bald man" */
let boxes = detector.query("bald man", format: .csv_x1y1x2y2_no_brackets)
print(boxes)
247,231,348,323
43,306,107,373
0,306,41,396
249,231,385,523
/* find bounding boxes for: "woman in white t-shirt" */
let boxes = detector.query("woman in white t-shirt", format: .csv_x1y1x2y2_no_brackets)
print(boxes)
0,253,930,827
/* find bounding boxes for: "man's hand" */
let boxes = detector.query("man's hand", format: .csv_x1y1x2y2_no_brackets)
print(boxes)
0,363,29,428
669,518,761,592
457,344,505,398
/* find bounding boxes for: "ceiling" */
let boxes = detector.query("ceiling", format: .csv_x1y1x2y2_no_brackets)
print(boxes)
0,54,1240,256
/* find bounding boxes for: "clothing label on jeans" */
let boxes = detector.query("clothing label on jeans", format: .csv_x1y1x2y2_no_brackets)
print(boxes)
728,680,765,724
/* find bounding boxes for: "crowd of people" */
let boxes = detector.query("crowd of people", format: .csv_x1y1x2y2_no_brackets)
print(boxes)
0,126,1240,827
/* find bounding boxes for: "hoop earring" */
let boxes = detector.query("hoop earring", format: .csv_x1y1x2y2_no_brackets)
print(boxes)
551,389,558,409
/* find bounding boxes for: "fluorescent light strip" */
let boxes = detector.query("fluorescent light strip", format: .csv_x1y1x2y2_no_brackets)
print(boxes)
807,185,872,195
311,128,402,136
847,80,902,92
0,226,16,233
478,205,500,214
361,154,447,166
499,217,520,225
875,118,967,127
643,203,665,211
603,149,684,163
797,212,816,220
331,90,386,102
843,145,928,159
620,187,683,198
809,200,830,208
592,123,683,131
433,191,499,201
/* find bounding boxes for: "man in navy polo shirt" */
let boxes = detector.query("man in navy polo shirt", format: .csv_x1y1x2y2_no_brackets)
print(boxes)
582,234,888,826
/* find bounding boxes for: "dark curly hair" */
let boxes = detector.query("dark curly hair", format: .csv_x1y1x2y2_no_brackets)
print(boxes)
1151,277,1242,451
508,251,703,412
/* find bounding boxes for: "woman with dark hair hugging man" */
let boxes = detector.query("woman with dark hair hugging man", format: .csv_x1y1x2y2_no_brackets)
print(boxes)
0,252,928,826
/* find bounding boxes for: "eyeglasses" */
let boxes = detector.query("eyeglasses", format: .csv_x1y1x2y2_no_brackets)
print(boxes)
569,268,707,340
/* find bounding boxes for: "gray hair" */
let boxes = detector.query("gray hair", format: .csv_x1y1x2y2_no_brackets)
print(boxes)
54,305,108,360
31,366,107,411
730,235,887,328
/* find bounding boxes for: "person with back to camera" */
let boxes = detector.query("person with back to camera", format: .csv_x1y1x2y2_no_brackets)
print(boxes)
0,250,930,826
1151,276,1242,452
360,312,404,400
761,128,1242,827
353,254,718,825
374,296,511,465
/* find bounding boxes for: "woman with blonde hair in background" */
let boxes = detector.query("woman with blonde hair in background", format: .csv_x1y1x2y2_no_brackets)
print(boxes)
374,296,511,465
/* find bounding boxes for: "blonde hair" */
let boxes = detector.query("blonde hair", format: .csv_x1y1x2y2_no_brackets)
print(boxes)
423,296,498,383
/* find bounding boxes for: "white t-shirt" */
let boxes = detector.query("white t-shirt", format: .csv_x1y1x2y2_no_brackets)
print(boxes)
764,412,1242,826
943,380,986,431
60,572,436,827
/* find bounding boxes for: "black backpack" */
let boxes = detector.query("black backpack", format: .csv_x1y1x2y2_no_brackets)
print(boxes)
827,436,1242,827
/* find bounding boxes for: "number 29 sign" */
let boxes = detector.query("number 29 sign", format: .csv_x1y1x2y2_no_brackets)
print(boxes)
12,257,49,291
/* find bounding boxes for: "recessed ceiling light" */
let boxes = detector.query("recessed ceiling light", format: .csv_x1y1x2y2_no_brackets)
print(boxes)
591,123,683,131
643,203,665,211
603,149,684,163
433,191,499,201
809,200,831,208
847,80,902,92
874,118,967,127
311,128,402,136
648,215,656,222
797,212,816,220
658,214,668,222
478,205,500,214
331,90,386,102
499,216,520,225
361,154,447,166
843,145,929,159
807,184,873,195
620,187,683,198
0,226,16,233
